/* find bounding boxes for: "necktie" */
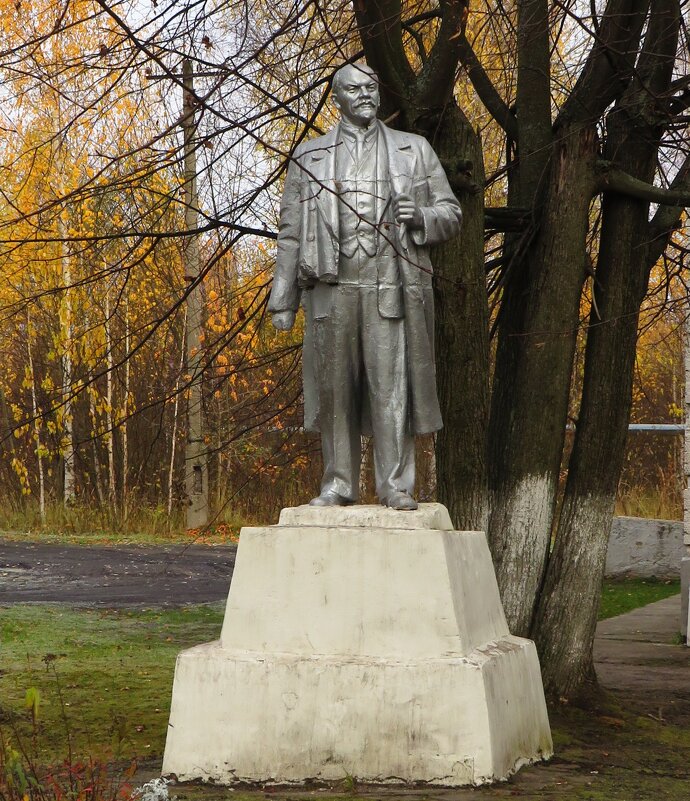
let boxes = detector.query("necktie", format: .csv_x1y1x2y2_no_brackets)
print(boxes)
354,129,366,162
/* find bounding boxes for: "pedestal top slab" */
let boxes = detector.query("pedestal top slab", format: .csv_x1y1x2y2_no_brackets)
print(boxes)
277,502,454,530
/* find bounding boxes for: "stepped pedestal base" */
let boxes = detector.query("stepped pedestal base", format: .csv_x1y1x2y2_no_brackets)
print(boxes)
162,504,552,786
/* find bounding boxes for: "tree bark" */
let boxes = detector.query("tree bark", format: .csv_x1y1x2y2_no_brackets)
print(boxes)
60,233,76,506
534,159,656,697
168,310,187,517
27,309,46,522
515,0,551,204
122,296,130,518
433,103,489,531
105,285,117,509
488,123,598,635
533,0,680,697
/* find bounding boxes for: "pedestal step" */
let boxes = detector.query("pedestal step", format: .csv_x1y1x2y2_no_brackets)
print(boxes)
162,504,552,786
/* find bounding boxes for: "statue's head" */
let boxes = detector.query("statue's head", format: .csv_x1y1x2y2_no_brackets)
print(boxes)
332,62,380,127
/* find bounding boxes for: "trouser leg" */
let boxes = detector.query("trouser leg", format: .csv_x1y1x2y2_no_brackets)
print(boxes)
360,288,415,500
312,287,362,500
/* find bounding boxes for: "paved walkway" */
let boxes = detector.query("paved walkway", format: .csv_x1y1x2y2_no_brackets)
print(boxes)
594,593,689,721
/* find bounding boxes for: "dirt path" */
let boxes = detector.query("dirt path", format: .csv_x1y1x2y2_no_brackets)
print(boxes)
0,539,236,606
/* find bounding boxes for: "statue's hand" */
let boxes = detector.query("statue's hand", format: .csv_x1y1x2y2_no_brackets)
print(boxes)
393,193,424,230
272,310,296,331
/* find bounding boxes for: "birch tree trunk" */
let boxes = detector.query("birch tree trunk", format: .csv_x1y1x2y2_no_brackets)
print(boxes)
60,234,76,506
89,391,106,505
105,286,116,509
27,309,45,522
122,296,130,517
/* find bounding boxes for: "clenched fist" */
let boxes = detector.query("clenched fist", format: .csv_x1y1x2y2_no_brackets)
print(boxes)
393,193,423,230
272,310,296,331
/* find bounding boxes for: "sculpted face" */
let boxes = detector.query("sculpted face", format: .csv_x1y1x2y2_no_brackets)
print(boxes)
332,64,380,127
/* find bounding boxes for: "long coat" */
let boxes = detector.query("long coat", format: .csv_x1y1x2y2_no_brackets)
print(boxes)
268,121,462,435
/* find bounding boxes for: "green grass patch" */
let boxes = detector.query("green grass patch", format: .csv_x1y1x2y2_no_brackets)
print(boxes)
599,577,681,620
0,604,224,766
2,600,690,801
542,704,690,801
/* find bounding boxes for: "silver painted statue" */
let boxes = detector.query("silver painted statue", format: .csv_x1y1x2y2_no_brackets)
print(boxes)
269,62,462,510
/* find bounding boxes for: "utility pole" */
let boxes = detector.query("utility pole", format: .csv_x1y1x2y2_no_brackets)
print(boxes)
181,58,208,529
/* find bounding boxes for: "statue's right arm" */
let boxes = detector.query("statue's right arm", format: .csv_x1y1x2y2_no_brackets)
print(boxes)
268,152,303,329
271,310,297,330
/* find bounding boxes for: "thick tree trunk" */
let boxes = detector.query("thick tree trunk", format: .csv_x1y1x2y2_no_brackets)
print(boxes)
534,163,654,697
533,0,680,697
515,0,551,203
354,1,489,530
433,104,489,531
488,124,597,635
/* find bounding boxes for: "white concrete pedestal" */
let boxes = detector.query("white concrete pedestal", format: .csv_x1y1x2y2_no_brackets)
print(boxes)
162,504,552,786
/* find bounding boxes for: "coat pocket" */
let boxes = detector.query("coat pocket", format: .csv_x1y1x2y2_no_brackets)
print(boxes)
377,284,404,318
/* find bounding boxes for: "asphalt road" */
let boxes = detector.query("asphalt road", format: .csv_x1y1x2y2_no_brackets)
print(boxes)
0,539,237,607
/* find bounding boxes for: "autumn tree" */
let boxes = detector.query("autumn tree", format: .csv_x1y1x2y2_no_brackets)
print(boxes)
0,0,325,524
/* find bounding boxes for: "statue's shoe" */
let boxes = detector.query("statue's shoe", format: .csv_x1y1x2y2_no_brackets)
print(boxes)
381,490,418,511
309,490,355,507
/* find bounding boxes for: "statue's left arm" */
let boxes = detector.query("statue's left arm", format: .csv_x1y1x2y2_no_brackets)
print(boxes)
409,139,463,247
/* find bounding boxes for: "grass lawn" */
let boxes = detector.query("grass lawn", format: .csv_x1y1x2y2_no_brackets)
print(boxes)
0,503,246,546
1,578,686,801
598,576,681,620
0,580,681,764
0,527,238,548
0,605,225,766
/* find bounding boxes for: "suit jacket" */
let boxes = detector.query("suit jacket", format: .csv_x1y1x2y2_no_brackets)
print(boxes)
268,121,462,435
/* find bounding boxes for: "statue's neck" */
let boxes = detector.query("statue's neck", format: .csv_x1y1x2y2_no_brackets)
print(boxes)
339,118,378,136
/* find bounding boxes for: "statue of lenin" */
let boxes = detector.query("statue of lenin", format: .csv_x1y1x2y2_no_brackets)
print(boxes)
268,62,462,511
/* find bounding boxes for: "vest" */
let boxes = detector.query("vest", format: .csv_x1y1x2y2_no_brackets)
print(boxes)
335,127,391,262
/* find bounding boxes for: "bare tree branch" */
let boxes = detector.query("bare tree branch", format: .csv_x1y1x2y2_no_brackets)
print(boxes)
456,35,519,141
352,0,415,106
596,160,690,205
647,152,690,264
556,0,651,127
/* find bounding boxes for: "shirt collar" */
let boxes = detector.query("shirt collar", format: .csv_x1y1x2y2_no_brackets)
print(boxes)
339,118,379,144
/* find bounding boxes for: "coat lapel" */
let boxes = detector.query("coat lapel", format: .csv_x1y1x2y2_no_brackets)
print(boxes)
380,123,417,246
304,127,339,241
381,123,417,197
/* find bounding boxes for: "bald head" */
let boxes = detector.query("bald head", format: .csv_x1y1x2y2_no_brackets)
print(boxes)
332,62,380,127
333,62,378,93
